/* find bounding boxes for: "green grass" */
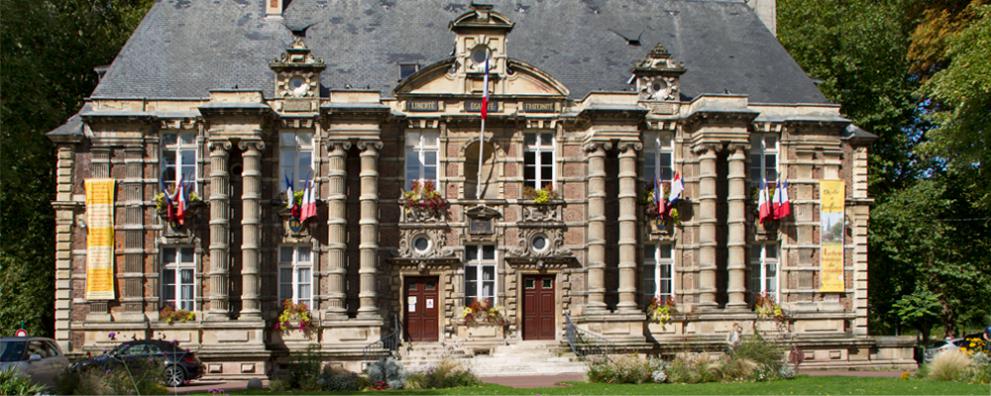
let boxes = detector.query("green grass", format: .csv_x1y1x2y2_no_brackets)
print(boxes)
210,376,990,395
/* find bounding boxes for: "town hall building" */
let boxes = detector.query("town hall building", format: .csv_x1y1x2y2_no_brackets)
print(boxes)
47,0,915,378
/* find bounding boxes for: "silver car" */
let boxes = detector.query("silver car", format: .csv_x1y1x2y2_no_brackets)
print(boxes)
0,337,70,389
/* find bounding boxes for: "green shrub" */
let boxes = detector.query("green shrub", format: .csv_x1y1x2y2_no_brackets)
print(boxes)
363,356,406,389
967,352,990,384
587,355,665,384
929,349,972,381
273,348,323,391
0,368,46,395
55,360,167,395
719,356,758,382
733,334,784,380
318,366,363,392
667,353,711,384
405,359,479,389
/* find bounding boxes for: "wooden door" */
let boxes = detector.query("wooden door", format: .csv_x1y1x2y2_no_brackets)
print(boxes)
522,275,556,340
404,276,439,342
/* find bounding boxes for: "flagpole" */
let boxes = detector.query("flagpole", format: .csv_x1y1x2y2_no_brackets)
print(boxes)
477,56,489,199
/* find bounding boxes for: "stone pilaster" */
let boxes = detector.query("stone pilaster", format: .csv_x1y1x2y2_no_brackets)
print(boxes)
325,141,349,319
726,144,748,309
695,145,718,309
53,144,76,351
239,140,264,320
357,141,382,320
206,140,231,320
121,146,147,319
616,141,642,313
583,142,609,314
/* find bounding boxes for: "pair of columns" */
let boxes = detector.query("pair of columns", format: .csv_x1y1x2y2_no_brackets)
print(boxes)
584,141,750,314
205,138,381,321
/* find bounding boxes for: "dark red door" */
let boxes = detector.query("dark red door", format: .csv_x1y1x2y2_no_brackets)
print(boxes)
404,276,439,342
523,275,556,340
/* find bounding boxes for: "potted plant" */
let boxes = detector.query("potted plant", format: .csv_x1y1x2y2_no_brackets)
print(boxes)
647,295,677,330
159,305,195,325
753,292,787,333
522,184,559,204
401,180,449,222
274,299,313,335
460,299,507,339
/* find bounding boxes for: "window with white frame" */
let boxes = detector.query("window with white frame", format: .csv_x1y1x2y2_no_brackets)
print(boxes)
641,132,675,183
641,243,675,306
749,134,778,185
279,132,314,192
464,245,496,305
523,132,555,189
278,246,313,305
161,247,195,311
161,132,197,188
405,131,439,189
747,242,779,302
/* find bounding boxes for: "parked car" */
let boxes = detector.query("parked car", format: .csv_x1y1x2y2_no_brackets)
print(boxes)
0,336,70,389
922,333,984,363
73,339,204,387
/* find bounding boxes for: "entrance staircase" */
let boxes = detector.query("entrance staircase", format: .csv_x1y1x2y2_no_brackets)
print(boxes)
398,341,587,377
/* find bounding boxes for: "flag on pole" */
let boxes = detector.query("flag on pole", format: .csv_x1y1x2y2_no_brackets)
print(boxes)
771,179,782,214
175,176,187,226
300,179,317,223
775,180,792,220
481,57,490,121
159,173,175,223
758,179,772,224
654,176,665,223
667,171,684,214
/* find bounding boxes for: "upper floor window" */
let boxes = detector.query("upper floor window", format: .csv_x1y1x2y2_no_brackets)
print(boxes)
749,134,778,184
161,133,197,188
748,242,779,303
524,132,555,189
399,63,419,80
279,132,313,192
279,245,313,306
161,246,195,311
641,243,674,307
405,131,439,189
464,245,496,306
642,132,675,182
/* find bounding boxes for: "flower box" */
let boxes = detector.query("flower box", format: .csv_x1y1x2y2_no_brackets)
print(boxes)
401,181,448,223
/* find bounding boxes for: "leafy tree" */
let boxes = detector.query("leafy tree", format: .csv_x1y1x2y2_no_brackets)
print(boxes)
0,0,152,337
892,287,942,343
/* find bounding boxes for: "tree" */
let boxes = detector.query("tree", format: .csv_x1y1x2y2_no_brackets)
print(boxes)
0,0,152,337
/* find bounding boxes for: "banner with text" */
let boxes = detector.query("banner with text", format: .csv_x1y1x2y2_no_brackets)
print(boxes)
819,179,845,292
85,178,116,300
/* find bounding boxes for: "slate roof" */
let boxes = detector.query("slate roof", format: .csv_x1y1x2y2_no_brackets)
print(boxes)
90,0,829,104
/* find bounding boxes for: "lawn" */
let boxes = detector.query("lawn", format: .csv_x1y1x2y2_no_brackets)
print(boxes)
215,376,990,395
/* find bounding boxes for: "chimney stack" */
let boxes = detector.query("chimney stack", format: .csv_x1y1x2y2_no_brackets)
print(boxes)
265,0,284,20
746,0,777,36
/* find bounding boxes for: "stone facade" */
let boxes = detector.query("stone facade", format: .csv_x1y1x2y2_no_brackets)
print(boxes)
47,2,914,378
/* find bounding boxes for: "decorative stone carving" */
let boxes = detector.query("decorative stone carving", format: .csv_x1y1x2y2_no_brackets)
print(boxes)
398,227,456,260
520,202,562,223
509,227,570,258
270,34,326,100
633,43,686,102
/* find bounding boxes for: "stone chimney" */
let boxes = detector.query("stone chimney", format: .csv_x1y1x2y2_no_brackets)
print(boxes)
265,0,284,20
747,0,777,36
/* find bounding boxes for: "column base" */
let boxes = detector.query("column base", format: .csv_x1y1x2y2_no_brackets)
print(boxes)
204,310,231,322
724,302,750,311
578,312,648,346
320,318,386,355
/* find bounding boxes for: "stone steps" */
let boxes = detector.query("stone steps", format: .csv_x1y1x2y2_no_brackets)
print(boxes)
398,341,587,377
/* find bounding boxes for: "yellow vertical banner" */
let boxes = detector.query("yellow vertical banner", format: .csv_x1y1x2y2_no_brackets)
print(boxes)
85,178,116,300
819,179,845,292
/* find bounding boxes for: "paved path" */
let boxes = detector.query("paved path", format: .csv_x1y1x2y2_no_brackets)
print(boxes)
170,379,268,394
799,369,906,378
480,373,586,388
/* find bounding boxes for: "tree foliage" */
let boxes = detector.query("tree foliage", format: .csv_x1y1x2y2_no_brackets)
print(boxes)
0,0,152,337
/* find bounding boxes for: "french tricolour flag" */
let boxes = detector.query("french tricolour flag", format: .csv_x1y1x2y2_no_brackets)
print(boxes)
773,179,792,220
300,179,317,223
175,176,187,226
481,57,490,120
667,171,684,213
758,179,772,224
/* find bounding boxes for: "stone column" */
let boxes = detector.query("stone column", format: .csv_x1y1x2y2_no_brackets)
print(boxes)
727,144,748,309
206,140,231,320
325,141,349,319
122,146,146,318
696,145,718,309
239,140,265,320
583,142,609,314
53,144,76,350
616,141,642,312
357,141,382,320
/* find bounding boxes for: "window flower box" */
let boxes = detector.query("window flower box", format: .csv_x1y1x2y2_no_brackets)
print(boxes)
401,180,448,222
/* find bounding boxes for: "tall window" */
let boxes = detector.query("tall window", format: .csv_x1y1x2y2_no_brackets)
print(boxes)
279,132,313,191
748,242,779,302
464,245,496,305
161,132,197,188
641,243,674,306
161,247,195,311
279,246,313,305
405,131,439,189
749,134,778,184
524,132,555,189
642,132,674,182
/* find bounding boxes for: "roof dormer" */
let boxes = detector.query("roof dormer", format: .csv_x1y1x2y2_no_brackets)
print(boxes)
632,43,686,102
270,34,325,106
449,3,514,93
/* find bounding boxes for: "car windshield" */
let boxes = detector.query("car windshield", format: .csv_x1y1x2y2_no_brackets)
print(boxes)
0,340,27,362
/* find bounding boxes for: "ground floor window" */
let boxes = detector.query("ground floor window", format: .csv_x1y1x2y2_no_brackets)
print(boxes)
279,245,313,306
748,242,779,302
641,243,674,306
161,247,195,311
464,245,496,305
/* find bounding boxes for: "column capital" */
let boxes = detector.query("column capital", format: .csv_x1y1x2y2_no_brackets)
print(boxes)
238,140,266,152
208,139,232,152
356,140,383,152
727,143,750,155
617,141,642,154
325,140,352,152
692,143,720,156
582,141,612,153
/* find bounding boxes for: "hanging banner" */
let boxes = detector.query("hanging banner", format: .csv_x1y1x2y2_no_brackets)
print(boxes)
85,178,116,300
819,179,845,292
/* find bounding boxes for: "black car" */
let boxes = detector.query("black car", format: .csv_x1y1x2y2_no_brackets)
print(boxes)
72,340,203,387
